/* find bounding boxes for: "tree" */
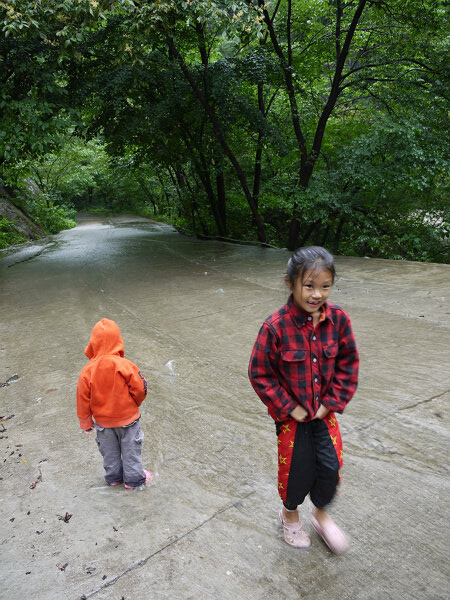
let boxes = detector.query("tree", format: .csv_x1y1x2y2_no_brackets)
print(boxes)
2,0,447,261
252,0,449,247
0,0,132,181
78,0,446,251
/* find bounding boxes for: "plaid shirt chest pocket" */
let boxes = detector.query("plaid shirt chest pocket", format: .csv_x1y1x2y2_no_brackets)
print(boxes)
279,349,307,382
321,343,338,384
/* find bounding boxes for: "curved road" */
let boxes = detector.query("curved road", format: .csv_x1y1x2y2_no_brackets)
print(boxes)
1,214,449,599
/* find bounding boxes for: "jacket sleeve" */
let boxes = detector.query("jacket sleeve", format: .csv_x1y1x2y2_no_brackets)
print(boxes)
248,323,299,420
76,371,94,430
321,314,359,413
126,362,148,406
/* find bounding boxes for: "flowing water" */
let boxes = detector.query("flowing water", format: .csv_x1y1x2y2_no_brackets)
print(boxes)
0,214,449,599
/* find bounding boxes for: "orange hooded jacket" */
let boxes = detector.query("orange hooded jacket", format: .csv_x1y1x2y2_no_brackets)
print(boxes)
76,319,147,430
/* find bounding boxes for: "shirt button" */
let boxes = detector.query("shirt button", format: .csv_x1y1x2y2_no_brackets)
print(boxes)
314,377,318,383
307,316,312,321
312,336,316,341
313,358,317,363
316,395,319,400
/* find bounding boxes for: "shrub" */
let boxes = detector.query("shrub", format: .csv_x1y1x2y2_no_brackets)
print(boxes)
0,218,27,249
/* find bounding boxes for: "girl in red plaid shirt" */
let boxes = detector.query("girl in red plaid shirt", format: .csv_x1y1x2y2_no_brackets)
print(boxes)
249,246,359,553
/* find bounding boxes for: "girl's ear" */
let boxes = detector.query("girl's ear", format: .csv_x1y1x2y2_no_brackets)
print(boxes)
284,274,292,290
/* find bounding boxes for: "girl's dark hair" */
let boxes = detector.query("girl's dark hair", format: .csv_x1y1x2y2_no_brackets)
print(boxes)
286,246,336,285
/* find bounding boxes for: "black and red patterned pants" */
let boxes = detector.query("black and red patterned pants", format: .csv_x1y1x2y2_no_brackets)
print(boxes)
276,412,343,510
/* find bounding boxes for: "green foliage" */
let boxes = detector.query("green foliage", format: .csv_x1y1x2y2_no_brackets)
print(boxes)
12,191,77,235
0,0,133,176
0,217,27,248
27,197,76,234
0,0,448,261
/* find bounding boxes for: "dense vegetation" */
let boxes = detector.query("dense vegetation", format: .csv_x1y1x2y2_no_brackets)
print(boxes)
1,0,448,261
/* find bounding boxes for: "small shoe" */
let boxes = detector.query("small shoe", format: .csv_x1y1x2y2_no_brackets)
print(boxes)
124,470,152,490
106,481,122,486
310,513,349,554
279,509,311,548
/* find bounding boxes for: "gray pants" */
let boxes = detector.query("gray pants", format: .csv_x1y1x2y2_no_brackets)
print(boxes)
94,420,146,487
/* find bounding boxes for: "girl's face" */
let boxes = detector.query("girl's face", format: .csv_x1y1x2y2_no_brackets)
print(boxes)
287,268,333,316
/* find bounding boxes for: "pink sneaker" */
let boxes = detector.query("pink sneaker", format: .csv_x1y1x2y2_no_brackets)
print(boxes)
310,513,349,554
279,509,311,548
124,470,152,490
106,481,122,486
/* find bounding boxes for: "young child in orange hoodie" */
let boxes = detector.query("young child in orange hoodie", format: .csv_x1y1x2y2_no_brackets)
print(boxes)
77,318,151,489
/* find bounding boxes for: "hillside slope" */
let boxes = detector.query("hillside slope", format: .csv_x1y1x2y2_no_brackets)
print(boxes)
0,187,44,241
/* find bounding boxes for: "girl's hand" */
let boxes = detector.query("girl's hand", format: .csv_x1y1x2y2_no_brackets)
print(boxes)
290,405,309,422
83,428,94,435
313,405,330,420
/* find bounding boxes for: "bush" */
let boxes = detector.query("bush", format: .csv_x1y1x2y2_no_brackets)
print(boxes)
15,193,77,235
0,218,27,249
34,204,77,234
338,210,449,263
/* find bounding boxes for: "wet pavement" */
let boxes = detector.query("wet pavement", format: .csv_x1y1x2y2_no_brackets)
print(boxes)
0,213,449,600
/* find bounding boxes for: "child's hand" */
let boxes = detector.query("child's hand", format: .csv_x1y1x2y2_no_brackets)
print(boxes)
83,428,94,435
290,405,309,422
313,405,330,420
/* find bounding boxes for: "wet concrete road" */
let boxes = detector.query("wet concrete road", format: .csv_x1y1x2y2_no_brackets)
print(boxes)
1,214,449,600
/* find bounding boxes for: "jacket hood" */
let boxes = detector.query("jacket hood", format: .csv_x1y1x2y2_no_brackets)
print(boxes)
84,318,125,360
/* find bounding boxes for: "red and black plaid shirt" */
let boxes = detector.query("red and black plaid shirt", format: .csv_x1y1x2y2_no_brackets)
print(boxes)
248,295,359,421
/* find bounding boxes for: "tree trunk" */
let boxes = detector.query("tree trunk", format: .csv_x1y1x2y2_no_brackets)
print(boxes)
134,175,157,214
333,217,346,254
299,220,320,248
216,169,226,234
167,36,268,245
263,0,368,246
287,216,300,251
252,84,266,210
321,223,331,246
184,174,209,236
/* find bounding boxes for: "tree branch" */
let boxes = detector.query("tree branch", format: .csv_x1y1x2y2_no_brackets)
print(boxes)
306,0,368,185
258,0,308,167
165,36,267,243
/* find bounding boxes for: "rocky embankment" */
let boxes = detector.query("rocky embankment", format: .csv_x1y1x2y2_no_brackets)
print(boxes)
0,187,44,241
